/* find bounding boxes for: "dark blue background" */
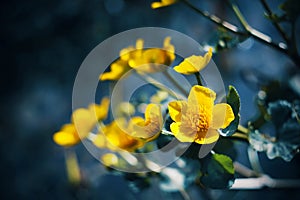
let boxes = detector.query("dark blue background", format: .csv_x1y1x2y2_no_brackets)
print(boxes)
1,0,299,199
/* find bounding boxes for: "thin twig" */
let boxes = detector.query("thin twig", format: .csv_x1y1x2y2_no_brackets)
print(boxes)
259,0,290,44
229,1,288,54
181,0,288,55
163,70,189,97
136,72,185,99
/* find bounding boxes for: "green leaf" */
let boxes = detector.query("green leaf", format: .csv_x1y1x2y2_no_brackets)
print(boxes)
200,153,235,189
249,100,300,162
221,85,240,136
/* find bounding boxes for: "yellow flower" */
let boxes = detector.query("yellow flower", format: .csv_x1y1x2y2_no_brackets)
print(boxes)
100,39,143,81
173,48,212,75
96,118,145,152
168,85,234,144
53,109,97,147
100,38,175,80
101,153,119,167
129,103,163,142
129,37,175,72
150,90,169,103
53,98,110,147
100,59,130,81
88,97,110,121
93,104,163,151
151,0,178,9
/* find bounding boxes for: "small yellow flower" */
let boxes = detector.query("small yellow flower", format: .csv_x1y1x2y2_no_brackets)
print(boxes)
101,153,119,167
168,85,234,144
53,98,110,147
116,102,136,117
150,90,169,103
100,37,175,80
88,97,110,121
129,37,175,73
93,104,162,151
151,0,178,9
100,39,143,81
100,59,130,81
129,103,163,142
53,109,97,147
173,48,212,75
96,118,145,152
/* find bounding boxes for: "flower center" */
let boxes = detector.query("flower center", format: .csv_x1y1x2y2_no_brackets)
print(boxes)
195,112,209,133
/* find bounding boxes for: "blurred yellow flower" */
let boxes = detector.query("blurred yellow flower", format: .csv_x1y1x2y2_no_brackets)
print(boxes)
53,98,110,147
93,104,162,151
100,37,175,80
129,103,163,142
96,118,145,152
100,39,143,81
116,102,135,117
150,90,169,103
100,59,130,81
129,37,175,73
168,85,234,144
101,153,119,167
174,48,212,75
88,97,110,121
151,0,178,9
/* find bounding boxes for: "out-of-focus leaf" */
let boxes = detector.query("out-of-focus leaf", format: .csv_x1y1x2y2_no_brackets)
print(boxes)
249,130,299,162
160,167,185,192
267,100,292,129
250,99,300,161
200,153,235,189
202,28,249,52
160,159,201,192
221,85,240,136
124,173,151,193
280,0,300,22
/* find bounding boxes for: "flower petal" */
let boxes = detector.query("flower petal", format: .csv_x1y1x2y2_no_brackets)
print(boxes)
151,0,177,9
173,48,212,75
168,101,187,122
211,103,235,129
100,60,130,81
170,122,196,143
53,127,79,146
194,128,219,144
89,97,110,121
188,85,216,123
71,108,96,139
130,104,162,141
104,119,145,152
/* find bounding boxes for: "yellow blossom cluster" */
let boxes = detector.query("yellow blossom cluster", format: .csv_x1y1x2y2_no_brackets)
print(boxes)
54,36,235,165
100,37,175,81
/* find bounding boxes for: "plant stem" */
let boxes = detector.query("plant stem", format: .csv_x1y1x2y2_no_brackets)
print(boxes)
194,72,203,86
136,72,185,99
228,132,249,142
163,70,189,97
237,124,249,135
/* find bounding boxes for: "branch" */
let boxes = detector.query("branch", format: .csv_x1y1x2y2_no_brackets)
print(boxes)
259,0,290,44
181,0,289,55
